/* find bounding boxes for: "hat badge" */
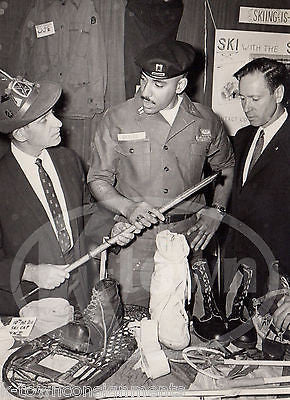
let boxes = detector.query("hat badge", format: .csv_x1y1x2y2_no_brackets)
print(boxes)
8,78,34,99
155,63,164,73
5,109,14,119
1,69,34,101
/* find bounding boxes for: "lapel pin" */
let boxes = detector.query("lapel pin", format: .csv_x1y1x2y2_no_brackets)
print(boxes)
275,146,279,151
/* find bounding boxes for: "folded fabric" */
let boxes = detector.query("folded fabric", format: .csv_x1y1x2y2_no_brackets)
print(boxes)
129,318,170,379
150,230,191,350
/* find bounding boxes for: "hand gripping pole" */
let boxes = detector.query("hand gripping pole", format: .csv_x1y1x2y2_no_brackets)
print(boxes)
21,172,220,300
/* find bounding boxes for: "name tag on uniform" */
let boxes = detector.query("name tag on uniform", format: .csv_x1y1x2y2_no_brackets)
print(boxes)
35,21,55,38
117,132,146,141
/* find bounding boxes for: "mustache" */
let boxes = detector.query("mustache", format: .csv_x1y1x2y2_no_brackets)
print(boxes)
141,96,155,105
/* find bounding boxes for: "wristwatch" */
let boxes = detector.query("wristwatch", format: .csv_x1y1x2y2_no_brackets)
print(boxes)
212,203,226,216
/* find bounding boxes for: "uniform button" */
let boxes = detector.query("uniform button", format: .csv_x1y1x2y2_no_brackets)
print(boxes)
164,166,169,172
163,145,168,150
129,148,134,153
163,188,168,194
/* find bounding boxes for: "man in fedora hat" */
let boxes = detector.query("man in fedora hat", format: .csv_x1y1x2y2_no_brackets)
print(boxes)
87,40,235,308
0,69,134,316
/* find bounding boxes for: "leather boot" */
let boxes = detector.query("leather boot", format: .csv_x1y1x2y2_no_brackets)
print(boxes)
227,264,257,349
191,260,227,341
58,278,124,353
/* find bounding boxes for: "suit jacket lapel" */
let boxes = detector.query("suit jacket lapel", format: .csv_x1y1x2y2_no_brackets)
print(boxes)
48,149,88,307
48,149,80,243
235,127,257,191
6,152,54,233
245,117,289,184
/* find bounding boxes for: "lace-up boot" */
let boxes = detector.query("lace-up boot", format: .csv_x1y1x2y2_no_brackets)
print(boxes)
227,264,257,349
191,260,227,341
59,278,123,353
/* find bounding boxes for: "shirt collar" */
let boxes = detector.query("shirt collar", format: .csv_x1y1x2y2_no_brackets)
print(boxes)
262,108,288,137
160,95,183,125
11,143,47,165
71,0,81,8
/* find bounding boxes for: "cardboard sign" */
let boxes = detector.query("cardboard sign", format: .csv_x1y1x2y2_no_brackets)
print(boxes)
35,21,55,38
239,7,290,26
9,317,36,338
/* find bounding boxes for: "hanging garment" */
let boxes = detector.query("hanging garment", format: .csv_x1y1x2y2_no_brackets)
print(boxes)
124,0,183,99
177,0,206,102
93,0,126,107
150,230,191,350
17,0,107,118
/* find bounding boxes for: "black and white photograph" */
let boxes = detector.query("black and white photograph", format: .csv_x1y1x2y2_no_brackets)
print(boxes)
0,1,289,399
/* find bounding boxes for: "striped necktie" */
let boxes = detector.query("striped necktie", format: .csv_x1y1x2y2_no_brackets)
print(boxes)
248,129,265,174
35,158,71,254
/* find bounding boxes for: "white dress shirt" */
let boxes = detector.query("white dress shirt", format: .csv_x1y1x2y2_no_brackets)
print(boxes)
160,95,183,126
242,109,288,185
11,143,73,246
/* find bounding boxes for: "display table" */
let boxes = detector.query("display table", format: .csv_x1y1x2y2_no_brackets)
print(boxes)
1,314,289,400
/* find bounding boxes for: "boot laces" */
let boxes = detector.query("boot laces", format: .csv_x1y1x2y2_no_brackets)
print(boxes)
83,285,107,355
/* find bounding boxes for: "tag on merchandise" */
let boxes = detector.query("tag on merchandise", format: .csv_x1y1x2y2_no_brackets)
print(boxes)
9,317,36,338
35,21,55,38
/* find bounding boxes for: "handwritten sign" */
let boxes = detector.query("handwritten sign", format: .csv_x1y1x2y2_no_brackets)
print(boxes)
9,317,36,338
35,21,55,38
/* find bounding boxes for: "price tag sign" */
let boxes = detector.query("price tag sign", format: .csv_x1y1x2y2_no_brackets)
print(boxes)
35,21,55,38
9,317,36,338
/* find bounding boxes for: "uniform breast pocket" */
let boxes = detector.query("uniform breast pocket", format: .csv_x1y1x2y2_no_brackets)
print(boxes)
69,22,89,57
116,140,151,181
189,143,208,177
190,142,208,156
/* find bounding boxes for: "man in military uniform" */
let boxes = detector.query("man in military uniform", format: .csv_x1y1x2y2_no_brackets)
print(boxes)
88,40,235,307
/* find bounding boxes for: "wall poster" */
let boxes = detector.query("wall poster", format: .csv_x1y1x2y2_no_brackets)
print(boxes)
212,29,290,136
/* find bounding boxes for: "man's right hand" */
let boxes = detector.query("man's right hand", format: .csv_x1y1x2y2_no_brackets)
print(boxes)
124,201,164,230
23,263,70,290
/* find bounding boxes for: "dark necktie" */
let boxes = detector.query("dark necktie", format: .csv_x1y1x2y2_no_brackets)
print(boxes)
248,129,265,174
35,158,71,254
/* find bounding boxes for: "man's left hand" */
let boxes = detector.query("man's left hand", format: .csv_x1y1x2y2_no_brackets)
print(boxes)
186,207,223,251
